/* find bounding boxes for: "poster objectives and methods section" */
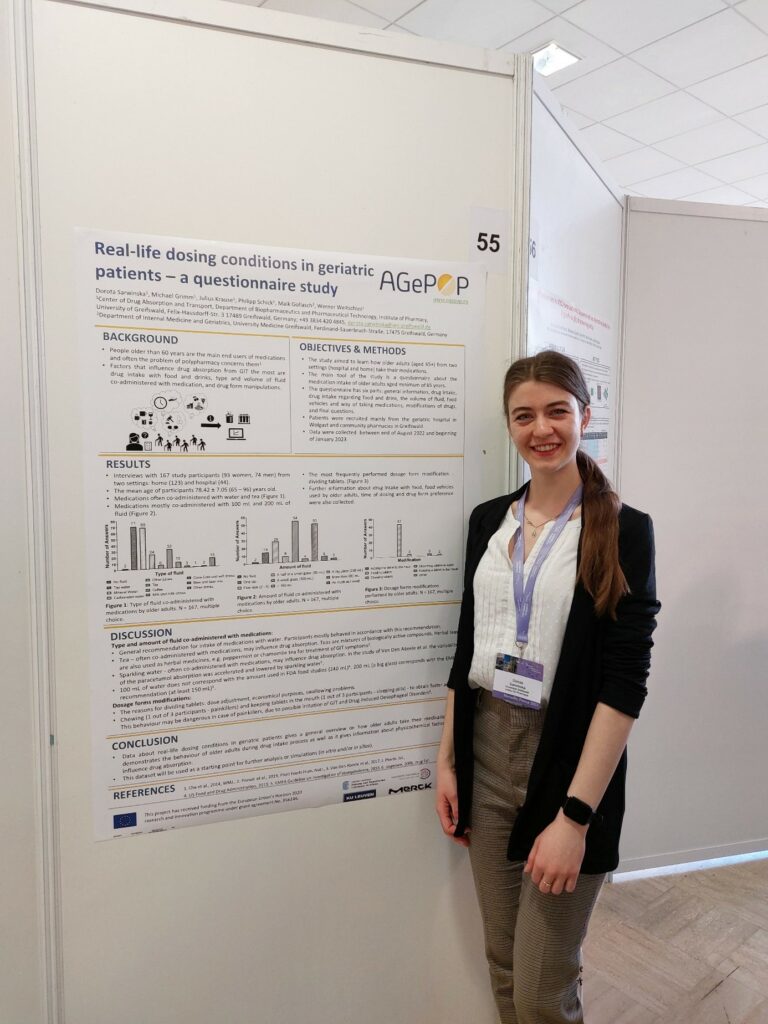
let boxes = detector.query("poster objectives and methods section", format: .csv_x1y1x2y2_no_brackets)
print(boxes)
78,229,485,840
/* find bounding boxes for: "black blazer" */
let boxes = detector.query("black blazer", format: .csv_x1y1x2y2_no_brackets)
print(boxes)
447,483,660,873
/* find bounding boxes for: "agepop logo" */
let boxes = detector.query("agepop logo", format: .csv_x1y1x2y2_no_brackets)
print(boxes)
378,270,469,299
437,273,459,296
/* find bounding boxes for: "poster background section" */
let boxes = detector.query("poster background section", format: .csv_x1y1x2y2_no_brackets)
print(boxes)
97,604,455,839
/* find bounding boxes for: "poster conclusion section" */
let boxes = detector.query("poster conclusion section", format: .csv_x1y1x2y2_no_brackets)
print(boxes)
78,229,484,840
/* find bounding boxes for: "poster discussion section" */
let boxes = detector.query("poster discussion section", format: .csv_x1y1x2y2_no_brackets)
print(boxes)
78,229,484,840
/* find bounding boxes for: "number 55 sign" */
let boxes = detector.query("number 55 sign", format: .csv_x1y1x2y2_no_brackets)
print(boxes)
469,206,511,273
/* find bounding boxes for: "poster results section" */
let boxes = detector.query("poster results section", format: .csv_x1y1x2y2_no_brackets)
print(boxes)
77,229,484,840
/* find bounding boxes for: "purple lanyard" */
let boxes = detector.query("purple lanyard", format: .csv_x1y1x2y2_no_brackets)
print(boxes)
512,485,583,648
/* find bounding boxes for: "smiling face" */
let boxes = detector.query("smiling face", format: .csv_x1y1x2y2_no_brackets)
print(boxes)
506,379,591,476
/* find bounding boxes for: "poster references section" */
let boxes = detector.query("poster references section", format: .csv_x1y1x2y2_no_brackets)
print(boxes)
527,279,614,475
79,229,485,840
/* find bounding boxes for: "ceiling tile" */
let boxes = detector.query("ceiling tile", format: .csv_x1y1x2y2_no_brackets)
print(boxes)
697,141,768,178
732,171,768,196
261,0,387,25
579,123,644,159
561,107,594,129
501,16,620,86
736,0,768,32
562,0,726,53
735,103,768,137
384,22,416,33
688,55,768,114
352,0,421,19
537,0,583,12
553,59,674,121
631,10,768,88
396,0,551,48
603,146,684,185
681,183,761,202
654,117,765,162
604,92,722,144
631,166,723,199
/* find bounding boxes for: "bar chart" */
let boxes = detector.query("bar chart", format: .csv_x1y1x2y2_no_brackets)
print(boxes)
362,518,443,561
235,515,338,565
107,521,218,572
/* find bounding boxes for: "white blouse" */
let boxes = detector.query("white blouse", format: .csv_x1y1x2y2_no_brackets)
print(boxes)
468,503,581,704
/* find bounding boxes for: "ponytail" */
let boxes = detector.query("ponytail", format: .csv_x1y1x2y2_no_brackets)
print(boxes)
576,449,628,618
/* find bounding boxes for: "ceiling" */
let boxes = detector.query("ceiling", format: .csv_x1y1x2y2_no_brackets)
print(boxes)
244,0,768,208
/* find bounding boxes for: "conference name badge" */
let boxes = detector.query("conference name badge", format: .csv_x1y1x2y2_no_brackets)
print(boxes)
492,652,543,710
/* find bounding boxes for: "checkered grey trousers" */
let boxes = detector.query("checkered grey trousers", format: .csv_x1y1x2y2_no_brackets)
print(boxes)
468,689,604,1024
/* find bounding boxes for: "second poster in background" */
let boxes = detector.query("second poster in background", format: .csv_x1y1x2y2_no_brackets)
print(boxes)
78,229,485,840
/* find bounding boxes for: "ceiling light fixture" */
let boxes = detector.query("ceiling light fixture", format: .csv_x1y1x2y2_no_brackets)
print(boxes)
532,42,580,77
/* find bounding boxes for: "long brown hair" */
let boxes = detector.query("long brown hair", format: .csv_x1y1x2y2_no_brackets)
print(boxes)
503,351,628,618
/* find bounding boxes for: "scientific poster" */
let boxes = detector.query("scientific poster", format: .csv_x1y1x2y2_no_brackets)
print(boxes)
77,229,484,839
527,278,614,474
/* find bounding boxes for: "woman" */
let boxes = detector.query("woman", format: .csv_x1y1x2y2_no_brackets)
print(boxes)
436,351,660,1024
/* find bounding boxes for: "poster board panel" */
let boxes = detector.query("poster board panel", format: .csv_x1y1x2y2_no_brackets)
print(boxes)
29,2,520,1020
621,198,768,870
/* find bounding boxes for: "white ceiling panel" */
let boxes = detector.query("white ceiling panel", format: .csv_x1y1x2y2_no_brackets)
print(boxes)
561,107,594,130
603,92,722,144
562,0,727,53
603,146,684,185
688,55,768,114
268,0,768,206
502,16,621,86
578,123,643,160
396,0,551,48
697,141,768,179
537,0,583,12
553,59,674,121
354,0,421,20
631,10,768,87
261,0,387,24
384,22,416,33
733,171,768,196
630,166,723,199
735,103,768,137
681,183,760,202
737,0,768,32
654,118,764,163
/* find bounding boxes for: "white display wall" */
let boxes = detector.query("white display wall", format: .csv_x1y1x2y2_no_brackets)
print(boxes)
621,197,768,870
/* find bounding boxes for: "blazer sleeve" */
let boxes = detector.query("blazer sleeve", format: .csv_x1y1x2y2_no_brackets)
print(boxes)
597,511,661,718
446,504,482,691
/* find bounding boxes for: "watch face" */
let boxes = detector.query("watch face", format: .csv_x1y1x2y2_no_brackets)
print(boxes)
563,796,593,825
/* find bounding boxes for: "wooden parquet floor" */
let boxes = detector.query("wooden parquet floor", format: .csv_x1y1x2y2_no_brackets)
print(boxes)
583,858,768,1023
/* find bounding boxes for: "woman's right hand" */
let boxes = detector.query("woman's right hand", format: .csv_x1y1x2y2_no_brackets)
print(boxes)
436,762,470,847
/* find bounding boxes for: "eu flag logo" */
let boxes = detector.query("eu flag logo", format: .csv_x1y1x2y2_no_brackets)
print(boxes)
113,813,137,829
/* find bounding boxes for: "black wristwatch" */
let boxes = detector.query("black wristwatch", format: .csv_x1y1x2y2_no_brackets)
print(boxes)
562,795,594,826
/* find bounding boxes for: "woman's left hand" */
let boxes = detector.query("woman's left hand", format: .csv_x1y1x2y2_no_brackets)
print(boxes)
524,810,587,895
